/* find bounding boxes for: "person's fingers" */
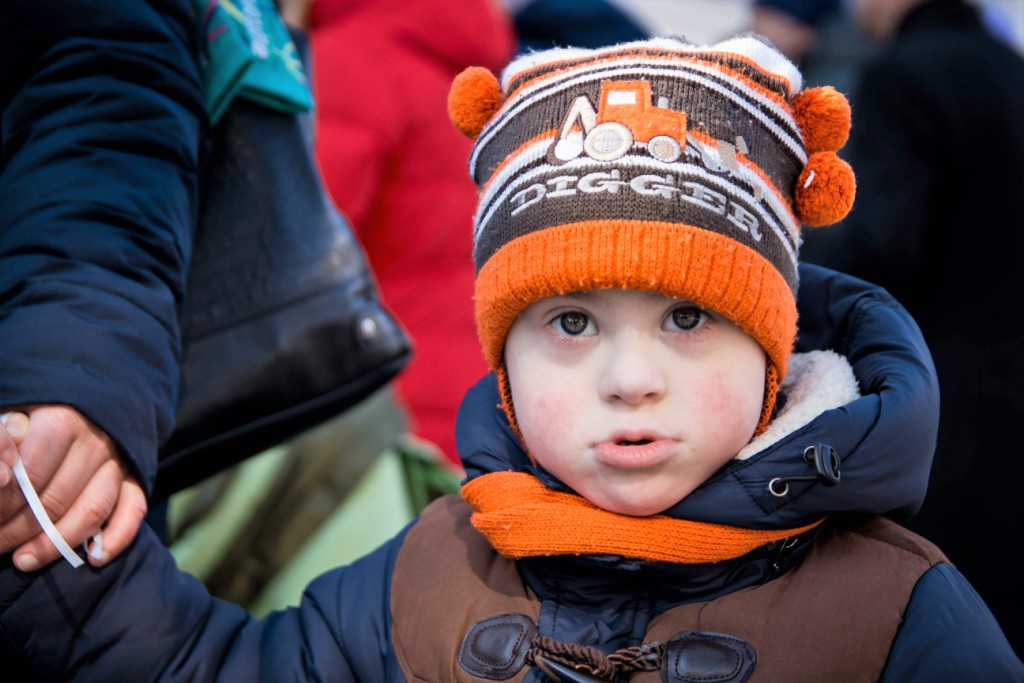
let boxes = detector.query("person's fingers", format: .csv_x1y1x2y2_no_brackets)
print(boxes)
31,419,115,521
0,457,96,552
0,408,76,522
0,480,73,553
12,459,122,571
0,405,126,560
2,411,30,446
0,406,112,535
87,477,147,567
0,412,29,488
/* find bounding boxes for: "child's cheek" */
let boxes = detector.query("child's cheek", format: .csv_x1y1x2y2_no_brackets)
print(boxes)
697,370,764,439
523,396,575,441
701,373,739,411
516,393,583,475
684,370,765,446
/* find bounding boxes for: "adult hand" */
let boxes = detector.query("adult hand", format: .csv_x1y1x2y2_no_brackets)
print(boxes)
0,405,148,570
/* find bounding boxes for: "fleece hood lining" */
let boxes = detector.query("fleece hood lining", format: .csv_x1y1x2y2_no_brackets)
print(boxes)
736,349,861,460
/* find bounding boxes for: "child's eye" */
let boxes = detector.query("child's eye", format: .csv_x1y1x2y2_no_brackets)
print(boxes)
666,306,706,331
555,311,593,336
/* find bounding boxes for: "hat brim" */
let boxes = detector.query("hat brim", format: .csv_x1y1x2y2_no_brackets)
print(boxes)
475,219,796,379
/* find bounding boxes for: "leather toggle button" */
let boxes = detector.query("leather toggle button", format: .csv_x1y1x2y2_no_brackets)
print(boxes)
458,613,538,680
662,631,756,683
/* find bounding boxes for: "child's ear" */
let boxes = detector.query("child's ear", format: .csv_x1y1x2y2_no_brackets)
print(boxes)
449,66,504,139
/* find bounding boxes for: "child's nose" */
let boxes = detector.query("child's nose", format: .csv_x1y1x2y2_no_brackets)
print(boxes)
598,337,667,406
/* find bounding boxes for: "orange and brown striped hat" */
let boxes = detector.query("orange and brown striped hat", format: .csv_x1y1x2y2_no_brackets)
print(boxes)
449,35,856,431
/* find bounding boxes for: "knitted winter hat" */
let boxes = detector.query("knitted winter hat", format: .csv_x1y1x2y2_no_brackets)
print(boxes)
450,35,854,432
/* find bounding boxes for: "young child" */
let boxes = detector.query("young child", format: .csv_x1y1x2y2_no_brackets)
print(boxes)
1,35,1021,681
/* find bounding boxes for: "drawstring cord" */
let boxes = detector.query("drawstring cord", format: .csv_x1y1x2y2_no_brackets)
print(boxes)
767,443,841,497
528,635,663,682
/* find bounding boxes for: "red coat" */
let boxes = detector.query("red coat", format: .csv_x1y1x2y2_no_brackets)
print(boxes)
308,0,515,463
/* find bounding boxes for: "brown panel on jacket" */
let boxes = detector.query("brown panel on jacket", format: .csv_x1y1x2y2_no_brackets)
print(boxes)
633,516,948,683
391,495,540,683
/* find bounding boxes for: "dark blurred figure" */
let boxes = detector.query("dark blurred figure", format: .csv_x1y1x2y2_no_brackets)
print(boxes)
503,0,648,53
801,0,1024,655
752,0,840,60
751,0,877,96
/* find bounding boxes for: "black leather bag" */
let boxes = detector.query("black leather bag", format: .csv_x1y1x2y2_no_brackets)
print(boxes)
154,98,411,501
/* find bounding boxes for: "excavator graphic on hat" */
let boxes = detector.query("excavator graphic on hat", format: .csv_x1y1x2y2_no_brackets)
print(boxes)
547,79,742,173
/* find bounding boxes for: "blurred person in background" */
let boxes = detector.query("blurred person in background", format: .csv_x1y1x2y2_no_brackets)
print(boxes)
751,0,840,60
284,0,516,467
800,0,1024,655
502,0,648,53
750,0,877,96
616,0,754,43
503,0,764,54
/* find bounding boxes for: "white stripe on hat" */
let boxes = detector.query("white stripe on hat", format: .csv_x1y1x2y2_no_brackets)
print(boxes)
501,36,803,95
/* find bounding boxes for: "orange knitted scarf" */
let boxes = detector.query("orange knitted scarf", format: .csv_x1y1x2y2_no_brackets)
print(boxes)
462,471,823,564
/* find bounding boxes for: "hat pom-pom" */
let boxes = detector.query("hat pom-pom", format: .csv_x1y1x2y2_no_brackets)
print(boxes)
794,151,856,227
449,66,503,139
792,86,851,153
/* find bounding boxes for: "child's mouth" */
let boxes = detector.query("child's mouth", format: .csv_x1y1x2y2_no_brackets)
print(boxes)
595,434,677,469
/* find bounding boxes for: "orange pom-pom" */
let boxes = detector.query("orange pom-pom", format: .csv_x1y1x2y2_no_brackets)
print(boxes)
792,86,851,153
448,66,503,139
794,151,856,227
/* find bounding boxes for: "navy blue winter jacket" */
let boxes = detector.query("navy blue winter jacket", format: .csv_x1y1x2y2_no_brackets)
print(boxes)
0,0,205,494
0,265,1020,680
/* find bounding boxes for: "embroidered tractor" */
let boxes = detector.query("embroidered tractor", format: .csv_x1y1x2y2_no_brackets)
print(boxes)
550,80,689,163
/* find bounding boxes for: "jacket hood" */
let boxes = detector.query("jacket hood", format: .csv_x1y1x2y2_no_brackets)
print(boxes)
456,263,939,529
309,0,514,74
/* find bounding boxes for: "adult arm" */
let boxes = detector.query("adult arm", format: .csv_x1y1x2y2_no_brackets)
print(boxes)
0,0,205,563
880,563,1023,681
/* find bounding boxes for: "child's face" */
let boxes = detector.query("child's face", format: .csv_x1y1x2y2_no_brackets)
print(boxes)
505,288,766,517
